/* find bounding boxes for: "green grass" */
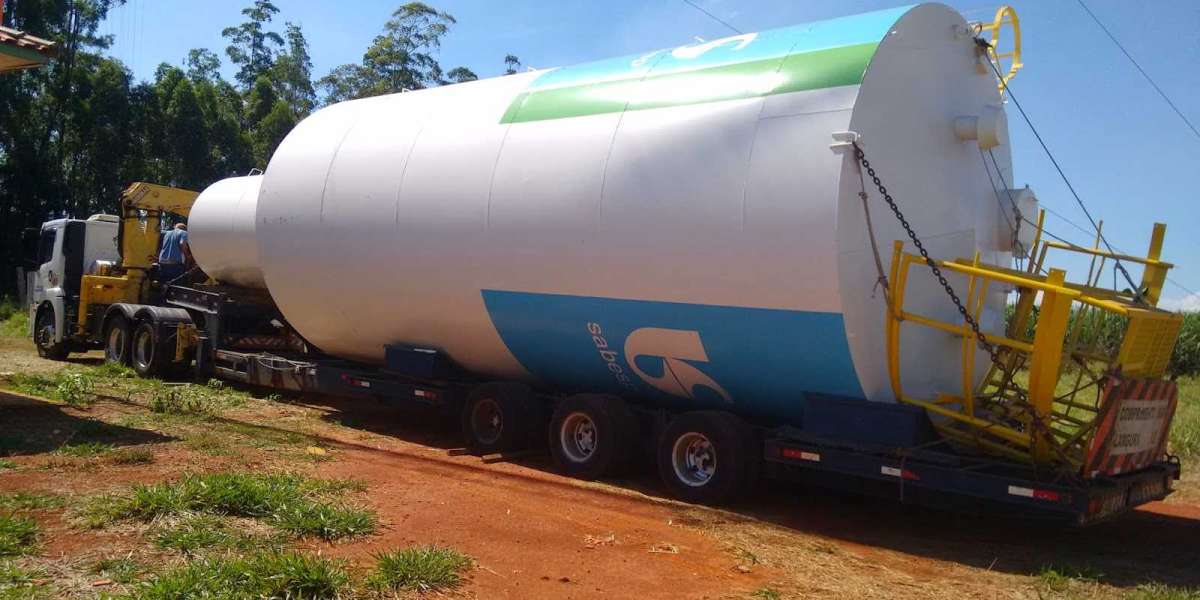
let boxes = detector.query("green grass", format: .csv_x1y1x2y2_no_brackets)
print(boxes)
750,588,782,600
82,472,375,540
0,560,47,599
152,514,282,554
1170,376,1199,458
0,494,62,512
0,299,27,338
368,546,473,593
1035,563,1103,595
1126,583,1200,600
109,447,154,465
0,461,13,471
127,551,348,600
0,516,38,557
54,441,114,458
6,371,94,407
91,556,145,585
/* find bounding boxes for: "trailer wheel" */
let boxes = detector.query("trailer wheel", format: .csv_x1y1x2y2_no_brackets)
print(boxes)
33,306,68,361
131,320,169,378
462,382,537,454
549,394,639,480
103,316,132,366
657,411,757,505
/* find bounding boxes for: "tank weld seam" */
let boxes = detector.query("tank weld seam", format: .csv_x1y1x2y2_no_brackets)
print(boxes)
741,37,807,231
596,51,672,230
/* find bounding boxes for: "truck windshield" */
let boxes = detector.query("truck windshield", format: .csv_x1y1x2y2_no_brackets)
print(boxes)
36,228,57,266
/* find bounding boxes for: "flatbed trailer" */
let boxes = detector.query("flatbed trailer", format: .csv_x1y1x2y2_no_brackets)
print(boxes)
153,279,1182,526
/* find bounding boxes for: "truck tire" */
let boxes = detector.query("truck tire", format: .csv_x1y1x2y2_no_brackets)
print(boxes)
103,316,132,366
656,411,758,505
131,320,170,378
549,394,639,480
462,382,537,454
33,306,68,361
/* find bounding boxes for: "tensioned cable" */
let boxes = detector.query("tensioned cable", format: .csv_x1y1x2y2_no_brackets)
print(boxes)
1075,0,1200,141
681,0,742,35
979,42,1141,297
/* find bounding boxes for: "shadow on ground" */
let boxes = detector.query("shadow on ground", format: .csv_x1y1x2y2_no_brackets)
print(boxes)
305,391,1200,590
0,391,174,456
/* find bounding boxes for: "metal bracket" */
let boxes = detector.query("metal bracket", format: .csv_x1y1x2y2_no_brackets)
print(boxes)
829,131,861,154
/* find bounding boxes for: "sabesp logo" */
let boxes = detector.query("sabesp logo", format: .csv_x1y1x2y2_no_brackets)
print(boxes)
624,327,732,403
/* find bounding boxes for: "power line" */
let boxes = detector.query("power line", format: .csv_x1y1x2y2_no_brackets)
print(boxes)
1075,0,1200,141
681,0,742,35
980,46,1141,297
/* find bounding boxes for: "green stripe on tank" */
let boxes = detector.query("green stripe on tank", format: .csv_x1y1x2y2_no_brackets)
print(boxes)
501,42,877,124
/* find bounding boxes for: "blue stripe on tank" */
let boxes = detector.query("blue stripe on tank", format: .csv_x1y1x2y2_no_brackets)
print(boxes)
480,290,865,422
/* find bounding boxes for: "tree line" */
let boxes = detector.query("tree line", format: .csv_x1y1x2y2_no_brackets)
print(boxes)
0,0,518,296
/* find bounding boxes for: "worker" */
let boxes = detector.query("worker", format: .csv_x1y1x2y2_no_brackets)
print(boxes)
158,222,192,283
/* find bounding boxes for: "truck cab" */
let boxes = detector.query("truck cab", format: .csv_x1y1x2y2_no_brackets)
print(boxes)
27,215,120,359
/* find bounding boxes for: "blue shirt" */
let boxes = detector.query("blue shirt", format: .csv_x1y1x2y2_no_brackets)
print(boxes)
159,228,188,264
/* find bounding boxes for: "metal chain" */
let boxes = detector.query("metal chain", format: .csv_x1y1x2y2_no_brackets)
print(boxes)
854,142,1083,470
853,142,1004,367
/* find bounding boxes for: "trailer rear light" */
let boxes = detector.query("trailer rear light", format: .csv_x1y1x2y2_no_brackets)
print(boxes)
1007,485,1061,502
414,389,438,400
339,374,371,389
779,447,820,462
881,466,920,480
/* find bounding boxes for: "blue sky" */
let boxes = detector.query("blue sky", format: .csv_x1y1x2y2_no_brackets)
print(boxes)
99,0,1200,309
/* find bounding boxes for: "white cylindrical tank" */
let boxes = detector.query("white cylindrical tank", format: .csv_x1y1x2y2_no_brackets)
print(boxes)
189,175,265,288
195,4,1018,422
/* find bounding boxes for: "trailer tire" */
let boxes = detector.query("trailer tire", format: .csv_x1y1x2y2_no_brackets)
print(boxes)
103,316,132,366
33,306,68,361
462,382,537,454
549,394,639,481
131,320,170,378
657,411,756,505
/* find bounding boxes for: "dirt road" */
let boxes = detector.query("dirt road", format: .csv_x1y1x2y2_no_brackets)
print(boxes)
2,337,1199,599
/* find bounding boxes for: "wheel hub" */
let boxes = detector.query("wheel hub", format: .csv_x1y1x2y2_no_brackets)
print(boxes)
471,398,504,445
672,432,716,487
560,412,597,463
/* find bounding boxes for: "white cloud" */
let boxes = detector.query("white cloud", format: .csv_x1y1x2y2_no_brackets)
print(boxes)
1159,293,1200,312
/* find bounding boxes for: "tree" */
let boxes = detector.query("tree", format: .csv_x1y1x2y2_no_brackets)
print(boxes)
185,48,222,82
222,0,284,89
318,2,458,102
253,100,297,168
165,78,211,189
270,23,316,116
445,66,477,84
245,75,279,128
504,54,522,75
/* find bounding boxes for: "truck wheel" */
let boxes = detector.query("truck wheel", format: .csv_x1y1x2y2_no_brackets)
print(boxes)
657,411,758,505
462,382,537,454
131,321,169,378
549,394,639,480
33,307,68,361
103,316,132,366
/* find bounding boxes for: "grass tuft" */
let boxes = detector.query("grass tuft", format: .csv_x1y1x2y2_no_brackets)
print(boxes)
1035,563,1102,594
82,472,375,540
130,551,348,600
109,447,154,465
1127,583,1200,600
369,545,473,593
750,588,782,600
0,494,63,512
152,514,282,554
92,556,145,585
54,441,113,458
0,515,38,557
